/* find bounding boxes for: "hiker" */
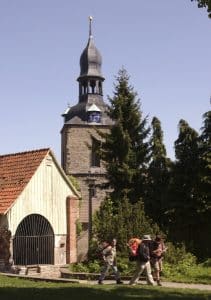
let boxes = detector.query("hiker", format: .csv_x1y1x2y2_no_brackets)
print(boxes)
98,238,123,284
156,234,167,273
150,235,167,286
129,235,155,286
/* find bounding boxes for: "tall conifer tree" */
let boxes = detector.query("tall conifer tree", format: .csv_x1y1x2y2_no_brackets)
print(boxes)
168,119,200,253
196,111,211,258
199,111,211,203
99,68,150,205
145,117,171,226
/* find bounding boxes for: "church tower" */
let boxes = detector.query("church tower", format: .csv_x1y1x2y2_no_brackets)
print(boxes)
61,17,112,260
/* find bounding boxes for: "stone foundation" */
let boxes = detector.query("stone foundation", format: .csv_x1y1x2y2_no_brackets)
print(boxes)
16,265,62,278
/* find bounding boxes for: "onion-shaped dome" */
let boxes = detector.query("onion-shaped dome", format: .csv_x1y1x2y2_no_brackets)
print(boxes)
79,36,103,78
78,17,103,79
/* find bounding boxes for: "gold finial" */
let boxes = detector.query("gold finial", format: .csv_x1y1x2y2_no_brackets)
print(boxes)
89,16,93,37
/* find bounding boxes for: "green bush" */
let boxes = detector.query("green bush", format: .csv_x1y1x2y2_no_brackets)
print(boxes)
92,198,162,256
69,262,90,273
201,258,211,267
161,242,197,278
69,254,211,284
86,260,101,273
163,242,195,265
69,260,101,273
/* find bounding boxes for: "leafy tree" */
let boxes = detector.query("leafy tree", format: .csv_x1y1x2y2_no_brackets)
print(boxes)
145,117,172,227
98,68,150,205
92,197,160,255
191,0,211,18
92,198,115,243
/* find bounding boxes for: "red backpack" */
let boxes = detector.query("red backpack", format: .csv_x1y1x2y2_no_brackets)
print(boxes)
128,238,141,261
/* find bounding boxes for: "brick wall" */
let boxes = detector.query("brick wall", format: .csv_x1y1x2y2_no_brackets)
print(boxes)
66,195,79,263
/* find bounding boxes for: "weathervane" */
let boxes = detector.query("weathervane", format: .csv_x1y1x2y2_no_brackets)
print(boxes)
89,16,93,37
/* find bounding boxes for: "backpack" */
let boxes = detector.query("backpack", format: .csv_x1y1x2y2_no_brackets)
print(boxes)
128,238,140,262
129,250,139,261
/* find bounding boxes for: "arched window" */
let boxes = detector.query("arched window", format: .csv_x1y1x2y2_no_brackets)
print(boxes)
99,81,102,95
90,80,96,94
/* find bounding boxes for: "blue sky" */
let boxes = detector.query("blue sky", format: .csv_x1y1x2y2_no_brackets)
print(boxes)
0,0,210,161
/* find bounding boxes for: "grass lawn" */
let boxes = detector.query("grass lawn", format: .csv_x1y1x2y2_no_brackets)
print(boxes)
0,275,211,300
163,263,211,284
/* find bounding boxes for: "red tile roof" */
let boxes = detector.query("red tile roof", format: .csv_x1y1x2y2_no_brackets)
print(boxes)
0,148,50,214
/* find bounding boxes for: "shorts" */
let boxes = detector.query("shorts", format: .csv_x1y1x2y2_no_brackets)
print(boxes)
151,258,162,271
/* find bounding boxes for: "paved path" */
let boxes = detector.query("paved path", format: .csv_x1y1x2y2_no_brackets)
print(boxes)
153,281,211,291
79,279,211,291
1,273,211,291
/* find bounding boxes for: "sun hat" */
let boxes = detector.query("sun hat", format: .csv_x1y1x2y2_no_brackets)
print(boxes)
142,234,151,240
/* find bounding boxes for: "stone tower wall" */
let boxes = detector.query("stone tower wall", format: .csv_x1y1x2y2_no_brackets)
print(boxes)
61,125,110,260
62,126,109,174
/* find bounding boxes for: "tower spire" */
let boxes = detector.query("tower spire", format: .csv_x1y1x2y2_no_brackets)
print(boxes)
89,16,93,37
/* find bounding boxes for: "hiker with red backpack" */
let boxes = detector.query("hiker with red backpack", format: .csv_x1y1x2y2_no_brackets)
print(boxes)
129,235,155,286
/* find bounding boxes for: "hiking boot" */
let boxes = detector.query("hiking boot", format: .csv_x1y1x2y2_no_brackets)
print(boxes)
116,279,123,284
157,280,162,286
98,280,103,284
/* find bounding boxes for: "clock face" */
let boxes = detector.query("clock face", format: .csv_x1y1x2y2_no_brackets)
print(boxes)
88,112,101,123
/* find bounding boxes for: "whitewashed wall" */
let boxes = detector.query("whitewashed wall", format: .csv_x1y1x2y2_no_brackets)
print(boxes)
6,154,75,236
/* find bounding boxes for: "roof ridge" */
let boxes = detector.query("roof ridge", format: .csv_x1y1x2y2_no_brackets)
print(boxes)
0,148,50,158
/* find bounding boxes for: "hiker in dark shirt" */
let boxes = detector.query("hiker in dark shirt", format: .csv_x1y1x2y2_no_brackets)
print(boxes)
129,235,155,286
